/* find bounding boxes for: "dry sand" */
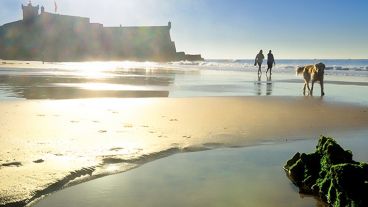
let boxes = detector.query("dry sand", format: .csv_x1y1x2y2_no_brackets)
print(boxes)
0,97,368,206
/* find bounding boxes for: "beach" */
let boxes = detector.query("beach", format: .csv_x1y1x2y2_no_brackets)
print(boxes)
0,60,367,206
33,132,368,207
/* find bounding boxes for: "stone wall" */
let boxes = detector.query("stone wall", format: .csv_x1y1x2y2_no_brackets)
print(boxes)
0,11,203,61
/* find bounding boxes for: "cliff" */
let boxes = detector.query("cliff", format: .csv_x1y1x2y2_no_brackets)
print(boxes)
0,3,203,62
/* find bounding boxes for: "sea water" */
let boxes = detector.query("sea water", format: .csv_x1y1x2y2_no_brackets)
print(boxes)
0,59,367,103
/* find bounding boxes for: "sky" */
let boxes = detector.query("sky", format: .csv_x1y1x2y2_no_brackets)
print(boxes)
1,0,367,59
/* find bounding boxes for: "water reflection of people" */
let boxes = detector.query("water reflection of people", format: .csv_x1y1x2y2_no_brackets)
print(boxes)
254,73,273,96
266,50,275,75
266,74,273,96
255,73,262,96
254,50,265,76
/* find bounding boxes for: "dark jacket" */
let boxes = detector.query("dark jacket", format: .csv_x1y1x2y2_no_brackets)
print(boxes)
267,53,275,64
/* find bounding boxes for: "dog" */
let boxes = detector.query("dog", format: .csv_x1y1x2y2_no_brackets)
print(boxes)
296,63,325,96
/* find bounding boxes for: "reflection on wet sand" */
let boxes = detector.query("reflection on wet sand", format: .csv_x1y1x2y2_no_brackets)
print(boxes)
266,75,273,96
0,68,180,99
254,74,273,96
255,74,262,96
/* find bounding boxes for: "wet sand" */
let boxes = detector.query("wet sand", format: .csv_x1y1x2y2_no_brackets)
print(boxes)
33,131,368,207
0,97,368,206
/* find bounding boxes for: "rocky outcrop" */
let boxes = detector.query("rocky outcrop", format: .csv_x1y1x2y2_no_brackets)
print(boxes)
284,136,368,207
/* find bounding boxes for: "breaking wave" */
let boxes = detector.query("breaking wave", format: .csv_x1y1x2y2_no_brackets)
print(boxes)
168,59,368,76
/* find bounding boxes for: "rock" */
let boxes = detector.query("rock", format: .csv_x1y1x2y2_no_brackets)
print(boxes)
284,136,368,207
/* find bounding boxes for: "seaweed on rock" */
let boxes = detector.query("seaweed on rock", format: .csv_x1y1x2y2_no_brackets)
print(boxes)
284,136,368,207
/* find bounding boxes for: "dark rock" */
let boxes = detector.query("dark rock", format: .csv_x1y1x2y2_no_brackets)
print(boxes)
284,136,368,207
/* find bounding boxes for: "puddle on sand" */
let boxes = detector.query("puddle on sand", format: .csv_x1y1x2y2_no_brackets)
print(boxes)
33,132,368,207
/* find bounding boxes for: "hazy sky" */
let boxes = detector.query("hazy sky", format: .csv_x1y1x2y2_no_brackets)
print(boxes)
1,0,367,59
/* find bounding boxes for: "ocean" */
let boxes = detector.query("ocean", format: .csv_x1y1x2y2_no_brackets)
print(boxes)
171,59,368,75
0,59,367,101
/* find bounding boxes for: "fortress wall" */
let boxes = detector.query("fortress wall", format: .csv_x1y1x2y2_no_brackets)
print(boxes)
86,23,105,59
0,19,179,61
0,7,202,61
38,13,93,61
0,21,43,60
101,26,177,60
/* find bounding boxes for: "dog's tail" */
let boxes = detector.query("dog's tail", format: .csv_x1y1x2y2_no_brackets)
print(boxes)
296,67,304,75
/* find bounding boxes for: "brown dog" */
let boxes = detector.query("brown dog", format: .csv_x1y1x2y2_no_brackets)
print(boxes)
296,63,325,96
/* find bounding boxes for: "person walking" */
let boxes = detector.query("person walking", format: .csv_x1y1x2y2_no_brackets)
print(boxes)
266,50,276,75
254,50,265,75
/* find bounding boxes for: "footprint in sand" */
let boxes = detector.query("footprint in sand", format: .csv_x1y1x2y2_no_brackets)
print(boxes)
33,159,44,163
107,109,119,114
123,124,133,128
110,147,124,152
1,161,22,167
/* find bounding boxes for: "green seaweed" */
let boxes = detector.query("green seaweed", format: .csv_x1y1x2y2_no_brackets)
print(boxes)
284,136,368,207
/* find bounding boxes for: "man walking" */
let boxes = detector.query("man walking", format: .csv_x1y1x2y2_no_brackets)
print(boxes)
266,50,276,75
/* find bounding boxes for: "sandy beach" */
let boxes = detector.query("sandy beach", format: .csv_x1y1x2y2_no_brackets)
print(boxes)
0,60,367,206
1,0,368,205
33,133,368,207
0,97,367,206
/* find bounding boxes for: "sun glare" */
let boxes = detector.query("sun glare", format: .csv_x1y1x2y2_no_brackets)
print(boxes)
79,83,153,91
54,61,159,78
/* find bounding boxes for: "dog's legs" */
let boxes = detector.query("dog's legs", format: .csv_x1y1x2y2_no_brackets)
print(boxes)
320,79,325,96
311,80,316,96
303,82,309,96
305,82,311,95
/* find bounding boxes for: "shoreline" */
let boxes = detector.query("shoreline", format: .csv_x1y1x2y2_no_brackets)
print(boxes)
1,97,368,206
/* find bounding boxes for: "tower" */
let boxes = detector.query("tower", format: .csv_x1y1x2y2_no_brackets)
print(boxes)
22,1,39,23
